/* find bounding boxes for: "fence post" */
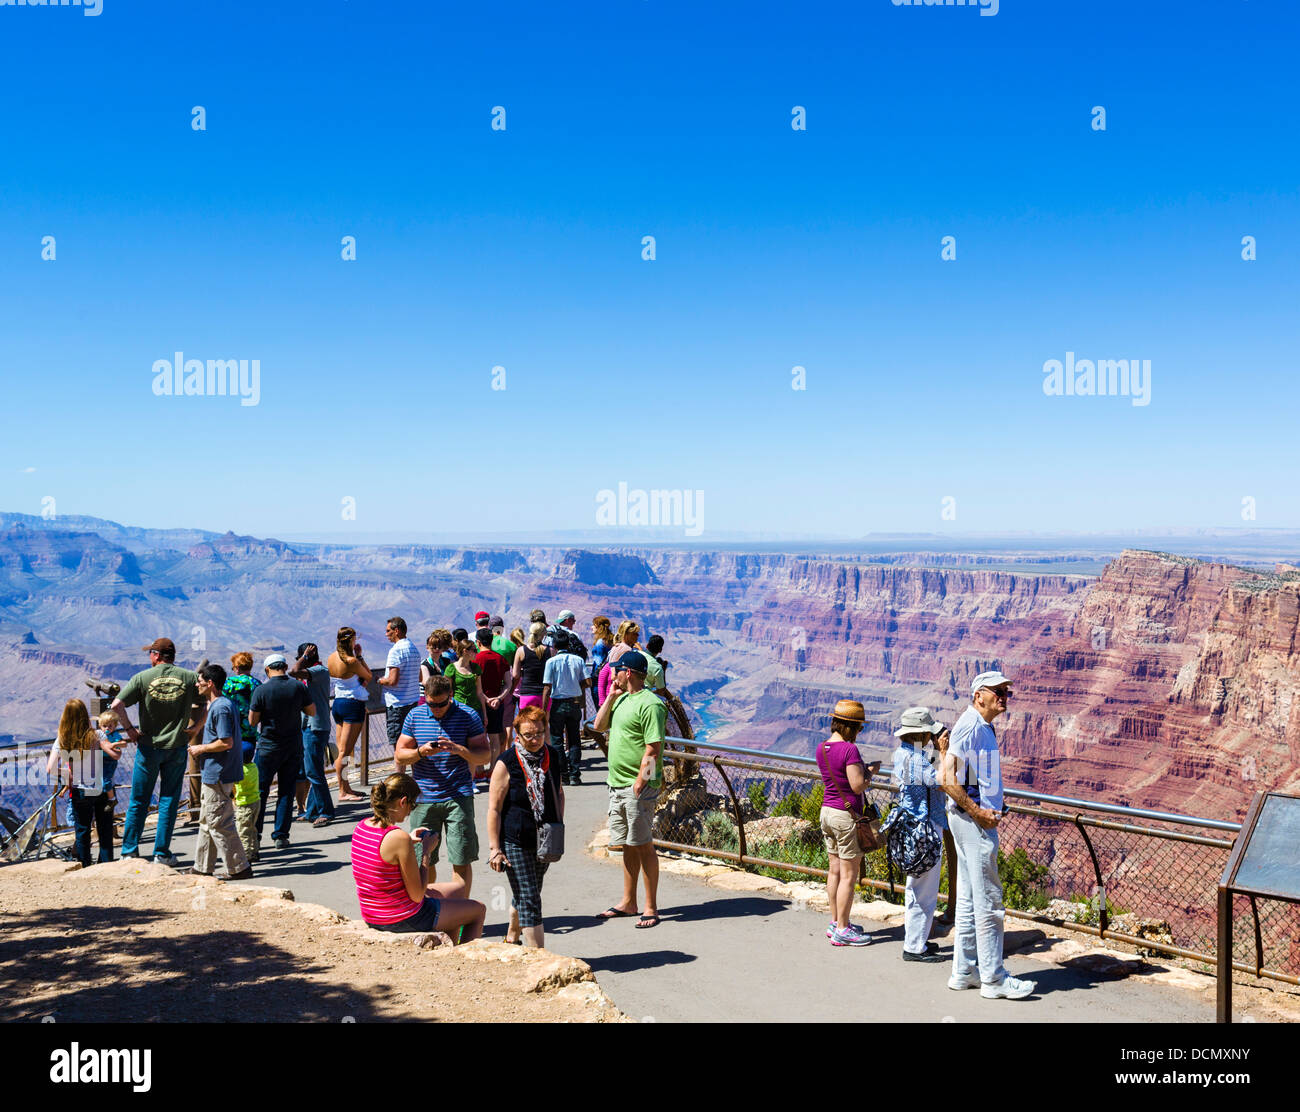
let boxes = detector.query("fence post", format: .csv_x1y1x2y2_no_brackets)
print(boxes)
713,756,746,862
361,713,371,787
1073,814,1108,932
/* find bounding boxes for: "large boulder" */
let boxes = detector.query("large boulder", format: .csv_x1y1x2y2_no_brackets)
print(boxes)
742,815,820,850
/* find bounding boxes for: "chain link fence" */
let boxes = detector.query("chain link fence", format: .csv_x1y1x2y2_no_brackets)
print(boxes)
648,740,1299,985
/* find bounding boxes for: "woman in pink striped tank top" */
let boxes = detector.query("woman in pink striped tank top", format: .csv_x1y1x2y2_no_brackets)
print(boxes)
351,774,486,939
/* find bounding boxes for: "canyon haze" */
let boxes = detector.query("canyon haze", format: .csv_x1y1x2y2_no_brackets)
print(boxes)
3,512,1300,822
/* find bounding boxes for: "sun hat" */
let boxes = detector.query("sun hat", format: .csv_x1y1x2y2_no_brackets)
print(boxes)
831,698,866,724
894,706,945,738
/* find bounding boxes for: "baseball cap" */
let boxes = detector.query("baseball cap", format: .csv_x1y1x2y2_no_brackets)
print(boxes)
142,637,176,655
474,610,490,623
490,615,505,628
971,670,1013,696
263,653,288,670
558,609,576,623
613,651,648,674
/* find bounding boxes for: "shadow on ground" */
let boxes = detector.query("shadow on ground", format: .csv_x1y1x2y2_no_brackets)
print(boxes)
0,903,393,1023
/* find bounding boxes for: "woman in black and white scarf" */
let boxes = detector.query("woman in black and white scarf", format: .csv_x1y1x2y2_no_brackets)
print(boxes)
486,705,565,947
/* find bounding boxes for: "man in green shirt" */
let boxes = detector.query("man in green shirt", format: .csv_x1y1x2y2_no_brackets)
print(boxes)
593,651,666,929
111,637,202,864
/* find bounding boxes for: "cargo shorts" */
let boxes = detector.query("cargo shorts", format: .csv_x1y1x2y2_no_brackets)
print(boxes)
409,795,479,867
608,783,660,848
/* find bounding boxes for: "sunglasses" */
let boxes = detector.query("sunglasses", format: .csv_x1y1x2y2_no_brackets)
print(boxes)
518,730,545,741
427,698,452,710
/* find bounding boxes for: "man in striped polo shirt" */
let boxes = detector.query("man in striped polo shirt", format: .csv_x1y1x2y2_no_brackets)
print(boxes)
395,674,489,899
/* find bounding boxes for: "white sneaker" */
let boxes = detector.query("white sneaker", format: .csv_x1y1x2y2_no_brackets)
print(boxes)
947,971,981,991
980,974,1036,1000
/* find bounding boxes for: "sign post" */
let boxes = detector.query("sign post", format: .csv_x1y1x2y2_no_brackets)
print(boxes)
1217,790,1300,1022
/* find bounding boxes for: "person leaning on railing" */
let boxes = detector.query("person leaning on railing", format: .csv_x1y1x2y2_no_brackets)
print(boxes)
816,699,873,947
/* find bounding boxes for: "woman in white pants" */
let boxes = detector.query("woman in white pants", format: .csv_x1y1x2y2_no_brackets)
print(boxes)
890,707,949,962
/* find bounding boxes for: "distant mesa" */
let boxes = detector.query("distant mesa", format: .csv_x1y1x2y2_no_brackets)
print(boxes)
551,550,657,587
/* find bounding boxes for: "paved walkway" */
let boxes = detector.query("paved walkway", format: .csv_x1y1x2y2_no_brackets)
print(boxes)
166,753,1215,1023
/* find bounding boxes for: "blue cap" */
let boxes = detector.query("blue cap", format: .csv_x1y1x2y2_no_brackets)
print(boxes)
613,651,648,675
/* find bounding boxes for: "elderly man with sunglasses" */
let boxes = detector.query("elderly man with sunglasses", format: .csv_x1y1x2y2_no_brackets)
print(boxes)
938,670,1037,1001
395,674,490,900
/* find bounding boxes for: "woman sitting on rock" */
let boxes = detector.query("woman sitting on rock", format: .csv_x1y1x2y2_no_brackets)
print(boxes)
351,773,485,940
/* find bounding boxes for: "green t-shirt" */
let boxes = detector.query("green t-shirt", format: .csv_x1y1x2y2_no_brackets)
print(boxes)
642,653,666,693
607,688,666,789
118,662,200,750
492,635,517,674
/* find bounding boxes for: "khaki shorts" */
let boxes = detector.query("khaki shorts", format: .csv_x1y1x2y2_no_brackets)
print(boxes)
820,806,862,860
608,784,660,848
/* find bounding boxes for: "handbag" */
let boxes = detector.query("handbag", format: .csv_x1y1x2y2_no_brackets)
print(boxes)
881,757,944,877
817,742,886,853
517,747,565,863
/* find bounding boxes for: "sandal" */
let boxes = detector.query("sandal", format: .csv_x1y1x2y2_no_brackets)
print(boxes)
635,914,661,929
597,907,635,920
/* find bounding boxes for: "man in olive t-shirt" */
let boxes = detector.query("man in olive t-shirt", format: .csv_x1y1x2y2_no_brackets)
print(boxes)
111,637,202,864
593,651,666,928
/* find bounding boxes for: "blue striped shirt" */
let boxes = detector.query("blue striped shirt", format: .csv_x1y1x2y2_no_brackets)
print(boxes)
402,701,484,803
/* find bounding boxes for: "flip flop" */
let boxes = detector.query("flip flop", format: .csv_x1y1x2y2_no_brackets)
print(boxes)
635,914,661,929
597,907,635,920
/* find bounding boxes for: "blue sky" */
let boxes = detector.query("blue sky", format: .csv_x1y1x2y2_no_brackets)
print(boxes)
1,0,1297,541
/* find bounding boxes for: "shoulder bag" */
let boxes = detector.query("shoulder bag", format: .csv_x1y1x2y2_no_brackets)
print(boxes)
817,742,886,853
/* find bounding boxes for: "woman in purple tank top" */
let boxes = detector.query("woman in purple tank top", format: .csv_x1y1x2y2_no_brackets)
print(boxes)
816,699,874,947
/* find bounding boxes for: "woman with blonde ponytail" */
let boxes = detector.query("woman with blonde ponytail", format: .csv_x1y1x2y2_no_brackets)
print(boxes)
349,773,486,939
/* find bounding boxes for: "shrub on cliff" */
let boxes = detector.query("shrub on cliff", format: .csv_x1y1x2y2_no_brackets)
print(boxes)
998,846,1052,911
746,781,769,817
701,811,738,853
771,782,824,824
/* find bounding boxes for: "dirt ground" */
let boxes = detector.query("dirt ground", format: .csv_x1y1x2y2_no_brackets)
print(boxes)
0,859,624,1023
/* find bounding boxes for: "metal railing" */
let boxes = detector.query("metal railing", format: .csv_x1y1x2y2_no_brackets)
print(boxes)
619,735,1297,986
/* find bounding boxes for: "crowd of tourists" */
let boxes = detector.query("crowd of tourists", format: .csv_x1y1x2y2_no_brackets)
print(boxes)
46,608,1035,999
45,607,672,945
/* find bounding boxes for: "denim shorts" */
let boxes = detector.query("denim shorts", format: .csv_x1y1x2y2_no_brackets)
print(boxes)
367,897,441,933
331,698,367,725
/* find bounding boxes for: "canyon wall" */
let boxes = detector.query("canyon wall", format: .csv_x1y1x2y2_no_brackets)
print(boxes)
2,521,1298,823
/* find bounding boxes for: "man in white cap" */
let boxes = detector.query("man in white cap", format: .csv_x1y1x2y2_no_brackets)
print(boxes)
938,670,1037,1000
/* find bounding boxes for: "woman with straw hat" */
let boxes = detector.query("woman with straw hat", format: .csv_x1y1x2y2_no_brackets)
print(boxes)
817,698,873,947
